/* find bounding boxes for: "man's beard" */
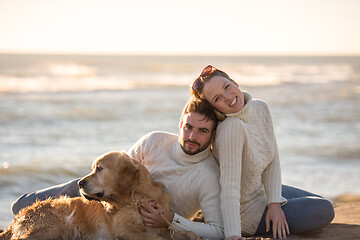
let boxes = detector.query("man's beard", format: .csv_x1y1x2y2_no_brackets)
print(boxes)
181,139,210,155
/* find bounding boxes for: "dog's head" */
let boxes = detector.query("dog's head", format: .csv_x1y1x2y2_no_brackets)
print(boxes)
78,151,143,202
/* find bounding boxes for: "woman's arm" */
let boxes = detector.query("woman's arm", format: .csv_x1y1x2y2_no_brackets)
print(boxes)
262,143,284,203
262,143,289,239
261,103,289,238
261,102,285,204
215,118,246,238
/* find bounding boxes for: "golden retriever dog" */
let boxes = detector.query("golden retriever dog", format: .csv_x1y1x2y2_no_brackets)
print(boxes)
0,151,201,240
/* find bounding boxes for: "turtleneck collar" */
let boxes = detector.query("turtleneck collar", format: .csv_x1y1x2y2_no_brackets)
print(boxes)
172,139,212,166
225,91,253,122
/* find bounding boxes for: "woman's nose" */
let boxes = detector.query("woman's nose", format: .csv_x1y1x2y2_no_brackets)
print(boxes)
224,93,233,101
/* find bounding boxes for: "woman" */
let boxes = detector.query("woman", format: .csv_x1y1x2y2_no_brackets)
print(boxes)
190,65,335,240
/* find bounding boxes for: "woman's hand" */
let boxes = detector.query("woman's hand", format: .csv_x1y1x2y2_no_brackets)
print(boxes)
266,203,290,239
139,201,174,228
225,236,246,240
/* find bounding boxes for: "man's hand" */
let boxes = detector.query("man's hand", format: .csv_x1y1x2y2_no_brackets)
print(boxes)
225,235,246,240
266,203,290,239
139,201,174,228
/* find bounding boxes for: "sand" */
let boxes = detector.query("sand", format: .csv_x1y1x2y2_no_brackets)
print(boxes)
246,194,360,240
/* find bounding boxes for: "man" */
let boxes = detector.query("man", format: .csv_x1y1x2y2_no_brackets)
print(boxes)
11,97,224,239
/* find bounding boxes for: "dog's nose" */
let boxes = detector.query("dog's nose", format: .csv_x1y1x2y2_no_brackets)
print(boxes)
78,179,86,187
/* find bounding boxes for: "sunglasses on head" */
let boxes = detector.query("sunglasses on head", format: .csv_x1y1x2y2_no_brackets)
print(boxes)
192,65,218,98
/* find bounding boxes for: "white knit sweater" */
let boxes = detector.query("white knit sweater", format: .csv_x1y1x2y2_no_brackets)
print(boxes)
213,92,286,237
127,131,224,240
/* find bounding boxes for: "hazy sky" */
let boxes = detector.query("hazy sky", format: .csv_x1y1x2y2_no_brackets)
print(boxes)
1,0,359,55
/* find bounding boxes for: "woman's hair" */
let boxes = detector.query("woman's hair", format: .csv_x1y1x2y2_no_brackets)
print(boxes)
189,69,232,100
180,96,222,131
188,68,232,121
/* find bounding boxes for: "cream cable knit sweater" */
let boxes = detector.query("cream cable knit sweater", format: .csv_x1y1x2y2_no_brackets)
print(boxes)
127,131,224,240
213,92,286,237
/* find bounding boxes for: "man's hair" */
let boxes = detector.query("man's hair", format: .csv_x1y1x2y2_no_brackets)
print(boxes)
180,96,220,132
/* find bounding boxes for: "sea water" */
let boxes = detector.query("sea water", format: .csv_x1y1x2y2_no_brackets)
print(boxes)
0,54,359,228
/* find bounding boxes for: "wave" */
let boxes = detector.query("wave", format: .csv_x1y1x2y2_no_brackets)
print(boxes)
232,64,359,86
0,160,88,188
0,72,358,94
0,56,359,93
0,75,140,93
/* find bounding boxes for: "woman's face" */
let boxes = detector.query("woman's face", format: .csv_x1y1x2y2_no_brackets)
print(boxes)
202,76,244,114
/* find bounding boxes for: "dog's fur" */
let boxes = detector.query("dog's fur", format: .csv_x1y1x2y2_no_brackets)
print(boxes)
0,151,201,240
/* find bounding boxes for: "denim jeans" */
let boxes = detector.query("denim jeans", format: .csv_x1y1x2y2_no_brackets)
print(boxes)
255,185,335,235
12,178,81,215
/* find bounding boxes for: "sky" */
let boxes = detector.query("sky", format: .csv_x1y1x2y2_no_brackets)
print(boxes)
0,0,359,55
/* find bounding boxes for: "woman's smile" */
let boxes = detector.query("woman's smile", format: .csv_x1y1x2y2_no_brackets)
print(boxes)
230,97,237,107
202,76,244,114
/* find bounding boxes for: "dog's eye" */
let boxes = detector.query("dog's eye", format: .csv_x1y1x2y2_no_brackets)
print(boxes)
96,165,103,171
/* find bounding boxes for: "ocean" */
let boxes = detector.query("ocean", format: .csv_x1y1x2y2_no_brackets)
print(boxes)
0,54,359,229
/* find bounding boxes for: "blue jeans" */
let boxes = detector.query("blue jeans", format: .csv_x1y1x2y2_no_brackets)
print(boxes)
255,185,335,236
12,178,81,215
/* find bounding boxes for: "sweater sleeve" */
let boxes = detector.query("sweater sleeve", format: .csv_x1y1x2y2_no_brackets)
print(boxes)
261,138,285,204
215,118,246,237
126,132,155,162
171,169,224,239
261,105,286,204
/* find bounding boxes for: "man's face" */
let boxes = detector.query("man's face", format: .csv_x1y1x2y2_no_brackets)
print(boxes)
179,112,214,155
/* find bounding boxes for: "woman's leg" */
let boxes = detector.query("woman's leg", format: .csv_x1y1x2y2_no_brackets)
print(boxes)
255,185,334,235
281,185,323,198
11,178,81,215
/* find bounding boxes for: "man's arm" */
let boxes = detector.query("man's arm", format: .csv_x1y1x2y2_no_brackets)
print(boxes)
171,170,224,240
139,166,224,240
127,131,159,162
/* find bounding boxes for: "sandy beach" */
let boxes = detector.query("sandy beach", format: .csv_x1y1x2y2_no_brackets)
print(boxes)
245,194,360,240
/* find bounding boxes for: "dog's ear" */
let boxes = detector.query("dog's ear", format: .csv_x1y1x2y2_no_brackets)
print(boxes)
116,153,140,193
121,152,140,171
